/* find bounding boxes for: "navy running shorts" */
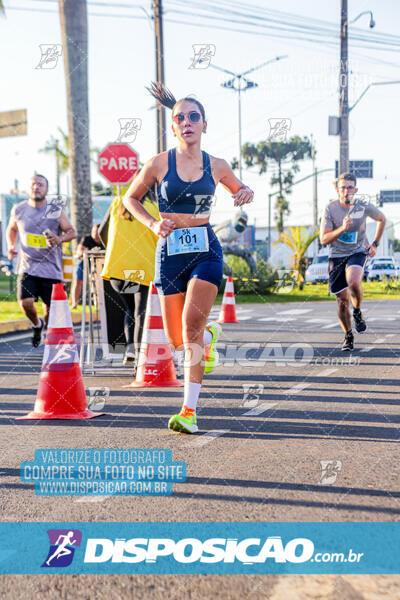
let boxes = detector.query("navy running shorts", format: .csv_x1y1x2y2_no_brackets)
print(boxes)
154,223,223,295
328,252,367,295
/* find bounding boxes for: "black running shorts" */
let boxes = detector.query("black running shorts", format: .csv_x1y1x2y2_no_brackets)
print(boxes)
328,252,367,295
17,273,61,307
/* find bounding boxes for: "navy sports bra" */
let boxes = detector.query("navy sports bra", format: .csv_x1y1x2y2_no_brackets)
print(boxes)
157,148,216,215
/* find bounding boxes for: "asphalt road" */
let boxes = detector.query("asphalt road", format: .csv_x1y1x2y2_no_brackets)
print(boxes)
0,299,399,598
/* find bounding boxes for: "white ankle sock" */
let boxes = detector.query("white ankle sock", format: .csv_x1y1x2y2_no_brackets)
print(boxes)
203,329,212,347
183,381,201,411
174,349,185,365
32,317,42,328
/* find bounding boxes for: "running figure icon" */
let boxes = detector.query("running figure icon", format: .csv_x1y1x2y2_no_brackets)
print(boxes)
45,531,77,566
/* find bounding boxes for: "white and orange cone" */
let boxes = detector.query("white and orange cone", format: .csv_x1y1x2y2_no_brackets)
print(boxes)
125,283,182,388
218,276,238,323
18,283,104,419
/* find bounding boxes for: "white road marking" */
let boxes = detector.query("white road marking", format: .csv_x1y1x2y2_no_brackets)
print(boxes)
76,496,109,503
0,332,31,343
258,316,296,322
316,368,338,376
360,347,373,353
287,382,311,393
374,338,386,344
276,309,312,316
190,430,230,447
321,323,339,329
242,402,278,416
257,317,278,322
236,316,253,321
306,319,327,324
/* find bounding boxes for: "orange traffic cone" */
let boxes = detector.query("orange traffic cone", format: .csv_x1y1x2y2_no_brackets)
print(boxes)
18,283,104,420
218,276,238,323
125,283,182,388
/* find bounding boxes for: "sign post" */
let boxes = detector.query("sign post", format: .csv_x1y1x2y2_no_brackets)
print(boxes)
98,143,139,194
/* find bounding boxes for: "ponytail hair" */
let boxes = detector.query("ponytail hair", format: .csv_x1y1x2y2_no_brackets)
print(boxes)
147,81,206,121
146,82,176,110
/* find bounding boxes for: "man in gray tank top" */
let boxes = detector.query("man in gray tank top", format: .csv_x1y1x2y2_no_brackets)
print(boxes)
6,174,76,347
320,172,386,351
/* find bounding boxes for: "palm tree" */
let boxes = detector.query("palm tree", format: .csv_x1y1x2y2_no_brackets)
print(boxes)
58,0,92,240
39,127,69,194
40,127,99,195
274,226,319,289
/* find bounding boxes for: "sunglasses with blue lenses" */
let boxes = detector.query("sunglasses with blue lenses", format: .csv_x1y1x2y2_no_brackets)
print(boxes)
172,111,202,124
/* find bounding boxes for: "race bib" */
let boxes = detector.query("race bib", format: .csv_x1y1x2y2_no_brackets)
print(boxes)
26,233,47,248
338,231,357,244
167,227,209,255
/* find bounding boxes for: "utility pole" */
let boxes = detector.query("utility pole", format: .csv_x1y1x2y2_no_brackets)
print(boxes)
339,0,349,175
311,135,318,227
153,0,166,153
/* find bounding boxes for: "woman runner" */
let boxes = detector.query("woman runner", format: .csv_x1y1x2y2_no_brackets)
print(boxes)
123,83,253,433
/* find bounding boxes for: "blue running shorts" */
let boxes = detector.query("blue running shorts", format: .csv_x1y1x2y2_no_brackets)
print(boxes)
154,223,223,295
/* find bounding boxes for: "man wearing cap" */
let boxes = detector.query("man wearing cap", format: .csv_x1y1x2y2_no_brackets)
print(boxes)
6,174,76,346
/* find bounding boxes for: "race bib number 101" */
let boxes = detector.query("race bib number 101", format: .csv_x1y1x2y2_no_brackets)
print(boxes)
167,227,209,255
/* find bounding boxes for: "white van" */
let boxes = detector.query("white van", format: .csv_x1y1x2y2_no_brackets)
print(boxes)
305,253,329,284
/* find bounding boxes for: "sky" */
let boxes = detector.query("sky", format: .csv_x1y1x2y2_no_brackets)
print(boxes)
1,0,400,235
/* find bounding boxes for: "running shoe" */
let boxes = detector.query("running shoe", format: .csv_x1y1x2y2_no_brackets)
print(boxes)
341,331,354,352
32,318,44,348
168,406,198,434
353,308,367,333
123,352,136,366
204,322,222,374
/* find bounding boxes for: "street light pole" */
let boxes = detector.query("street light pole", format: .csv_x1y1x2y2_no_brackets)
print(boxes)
339,3,375,175
339,0,349,175
237,79,243,180
209,56,288,180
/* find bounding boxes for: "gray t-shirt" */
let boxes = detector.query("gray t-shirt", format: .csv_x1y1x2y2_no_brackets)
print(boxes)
320,199,382,258
14,200,63,279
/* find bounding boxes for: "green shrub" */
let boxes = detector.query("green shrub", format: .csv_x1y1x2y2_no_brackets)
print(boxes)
221,255,277,295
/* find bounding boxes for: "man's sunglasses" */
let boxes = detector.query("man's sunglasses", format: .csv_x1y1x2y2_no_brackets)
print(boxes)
172,111,201,124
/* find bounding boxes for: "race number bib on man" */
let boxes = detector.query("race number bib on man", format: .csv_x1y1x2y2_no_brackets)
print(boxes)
338,231,358,244
167,227,209,255
26,233,47,248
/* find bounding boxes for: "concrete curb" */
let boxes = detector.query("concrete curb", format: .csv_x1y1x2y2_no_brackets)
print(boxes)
0,312,87,336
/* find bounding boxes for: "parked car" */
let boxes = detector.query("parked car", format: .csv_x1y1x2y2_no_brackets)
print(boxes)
305,254,329,284
367,257,398,281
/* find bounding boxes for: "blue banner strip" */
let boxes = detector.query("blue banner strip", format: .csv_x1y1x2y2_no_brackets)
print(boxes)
0,522,398,574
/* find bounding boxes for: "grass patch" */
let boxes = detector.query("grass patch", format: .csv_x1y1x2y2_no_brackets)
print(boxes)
1,280,399,321
215,280,400,304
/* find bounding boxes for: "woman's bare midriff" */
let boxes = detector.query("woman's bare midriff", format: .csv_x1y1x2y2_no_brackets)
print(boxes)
160,212,210,229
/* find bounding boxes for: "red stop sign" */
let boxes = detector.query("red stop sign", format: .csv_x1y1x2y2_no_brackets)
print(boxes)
98,143,139,185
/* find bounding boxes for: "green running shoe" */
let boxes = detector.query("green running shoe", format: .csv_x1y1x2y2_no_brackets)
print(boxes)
204,322,222,374
168,407,198,434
